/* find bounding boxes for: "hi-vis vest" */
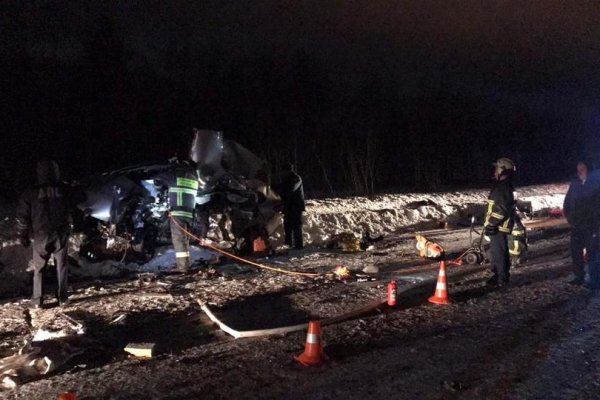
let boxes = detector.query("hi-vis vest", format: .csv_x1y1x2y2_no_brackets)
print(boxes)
168,168,199,221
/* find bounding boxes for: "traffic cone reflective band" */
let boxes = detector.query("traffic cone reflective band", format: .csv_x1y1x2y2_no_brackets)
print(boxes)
428,261,452,305
295,320,328,366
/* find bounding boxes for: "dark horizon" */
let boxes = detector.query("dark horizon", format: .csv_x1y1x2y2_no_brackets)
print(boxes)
2,1,600,195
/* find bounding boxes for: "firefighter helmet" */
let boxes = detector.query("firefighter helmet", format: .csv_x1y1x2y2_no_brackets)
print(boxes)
493,157,516,174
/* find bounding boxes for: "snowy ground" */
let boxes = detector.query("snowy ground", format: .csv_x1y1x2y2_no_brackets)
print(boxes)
4,182,599,400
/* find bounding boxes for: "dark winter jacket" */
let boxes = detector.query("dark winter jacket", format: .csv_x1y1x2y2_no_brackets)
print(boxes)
16,160,74,241
274,171,305,216
484,178,516,233
563,176,599,230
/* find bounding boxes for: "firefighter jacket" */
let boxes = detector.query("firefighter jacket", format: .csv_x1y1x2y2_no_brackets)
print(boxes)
563,176,599,231
484,178,516,234
16,161,75,241
166,161,199,221
274,171,305,216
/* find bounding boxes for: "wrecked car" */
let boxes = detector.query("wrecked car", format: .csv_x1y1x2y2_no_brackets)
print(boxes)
76,129,281,262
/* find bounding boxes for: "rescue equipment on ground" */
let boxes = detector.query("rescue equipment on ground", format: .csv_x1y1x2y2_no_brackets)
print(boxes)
428,261,452,305
387,280,397,306
199,298,386,339
415,234,444,259
452,216,486,265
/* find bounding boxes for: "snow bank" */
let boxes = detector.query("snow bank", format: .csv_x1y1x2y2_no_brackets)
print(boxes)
299,183,568,245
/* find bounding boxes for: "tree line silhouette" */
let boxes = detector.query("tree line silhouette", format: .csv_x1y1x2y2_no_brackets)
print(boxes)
1,12,591,197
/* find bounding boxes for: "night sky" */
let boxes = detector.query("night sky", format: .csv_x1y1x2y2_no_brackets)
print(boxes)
2,1,600,195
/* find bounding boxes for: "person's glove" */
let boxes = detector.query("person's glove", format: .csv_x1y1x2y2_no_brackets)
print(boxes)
484,225,498,237
19,236,31,248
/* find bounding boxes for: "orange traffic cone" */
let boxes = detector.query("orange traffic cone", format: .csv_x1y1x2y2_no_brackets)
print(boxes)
295,321,328,366
428,261,452,305
57,392,76,400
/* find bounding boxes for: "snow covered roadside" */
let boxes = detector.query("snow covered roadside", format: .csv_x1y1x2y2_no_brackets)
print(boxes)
301,182,568,245
0,183,568,297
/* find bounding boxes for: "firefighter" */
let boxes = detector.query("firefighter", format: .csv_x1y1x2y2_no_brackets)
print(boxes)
273,162,305,249
563,161,599,285
159,157,199,274
16,159,76,308
484,157,517,288
509,212,528,267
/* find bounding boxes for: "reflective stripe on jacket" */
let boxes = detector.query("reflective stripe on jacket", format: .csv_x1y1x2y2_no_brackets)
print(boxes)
484,179,515,233
168,166,199,221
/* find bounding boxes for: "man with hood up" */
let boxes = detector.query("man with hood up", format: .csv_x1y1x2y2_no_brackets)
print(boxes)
563,161,599,286
16,159,75,308
273,162,306,249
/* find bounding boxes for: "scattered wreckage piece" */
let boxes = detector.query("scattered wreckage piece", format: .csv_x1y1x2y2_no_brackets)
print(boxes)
0,339,85,390
333,265,352,279
0,312,89,390
109,313,127,325
198,298,386,339
326,231,383,253
124,343,155,358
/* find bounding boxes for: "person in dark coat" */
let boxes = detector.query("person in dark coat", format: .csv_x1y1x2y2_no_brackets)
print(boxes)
484,158,517,288
16,159,75,308
563,161,599,286
274,163,305,249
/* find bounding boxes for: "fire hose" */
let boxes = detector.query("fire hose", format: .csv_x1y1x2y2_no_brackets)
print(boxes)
169,215,322,277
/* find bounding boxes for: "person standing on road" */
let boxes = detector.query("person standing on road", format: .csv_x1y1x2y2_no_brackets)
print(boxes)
484,158,517,288
16,159,77,308
155,157,199,274
563,161,599,286
273,162,305,249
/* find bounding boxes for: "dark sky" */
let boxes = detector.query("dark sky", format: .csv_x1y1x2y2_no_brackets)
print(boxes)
13,1,600,91
2,1,600,192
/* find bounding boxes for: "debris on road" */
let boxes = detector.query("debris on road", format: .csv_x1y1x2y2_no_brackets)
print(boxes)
333,265,352,279
0,339,85,390
124,343,155,358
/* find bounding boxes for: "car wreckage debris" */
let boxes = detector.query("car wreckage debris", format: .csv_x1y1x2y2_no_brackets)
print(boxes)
124,343,155,358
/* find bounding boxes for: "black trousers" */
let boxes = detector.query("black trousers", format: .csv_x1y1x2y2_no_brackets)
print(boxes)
489,232,510,283
570,227,597,281
170,218,192,271
32,231,69,304
283,212,304,249
195,208,210,239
